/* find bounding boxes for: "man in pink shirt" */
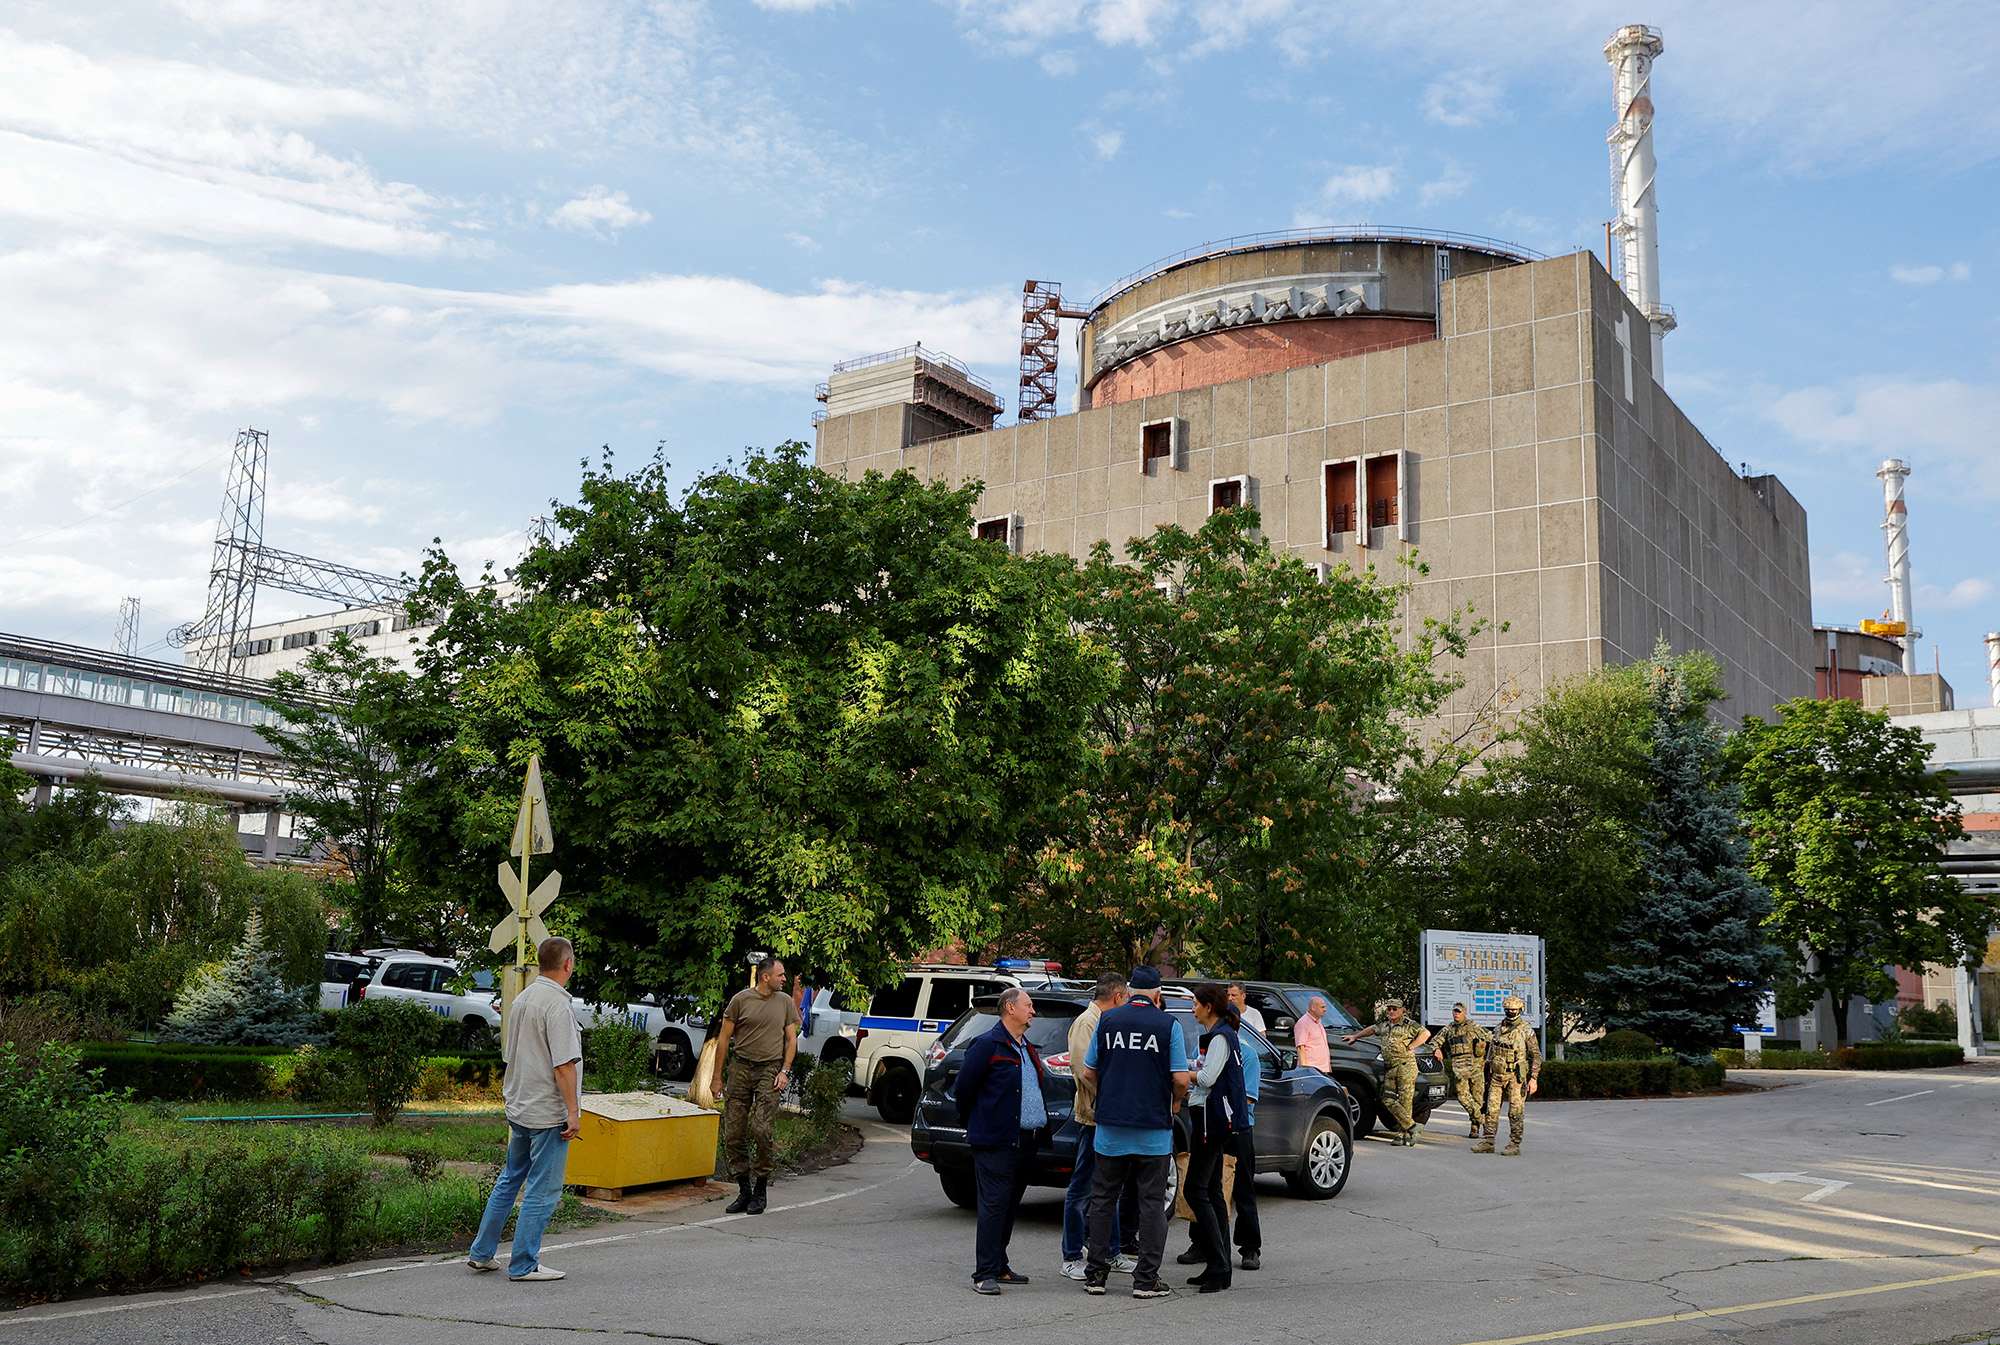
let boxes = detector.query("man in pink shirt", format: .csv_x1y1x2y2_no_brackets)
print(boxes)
1294,997,1331,1072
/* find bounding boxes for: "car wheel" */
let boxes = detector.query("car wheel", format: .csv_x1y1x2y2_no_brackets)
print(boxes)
875,1065,918,1125
461,1018,496,1051
653,1030,695,1082
820,1040,863,1095
1285,1114,1352,1200
1342,1079,1379,1138
939,1167,978,1210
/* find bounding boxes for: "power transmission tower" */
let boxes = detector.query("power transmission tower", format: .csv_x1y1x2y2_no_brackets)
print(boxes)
182,428,268,678
114,597,140,657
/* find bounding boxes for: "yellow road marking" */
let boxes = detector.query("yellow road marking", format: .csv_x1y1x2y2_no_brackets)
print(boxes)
1451,1267,2000,1345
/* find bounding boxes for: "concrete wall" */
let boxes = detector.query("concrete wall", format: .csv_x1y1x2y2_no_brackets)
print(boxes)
814,250,1814,733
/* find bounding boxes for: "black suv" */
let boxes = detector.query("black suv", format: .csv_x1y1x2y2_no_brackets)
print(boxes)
1167,980,1447,1137
909,990,1358,1211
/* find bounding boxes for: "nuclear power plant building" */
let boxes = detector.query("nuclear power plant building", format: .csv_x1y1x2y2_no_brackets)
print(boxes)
813,233,1814,731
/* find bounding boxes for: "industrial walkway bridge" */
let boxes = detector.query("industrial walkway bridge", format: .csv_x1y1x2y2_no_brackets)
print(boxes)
0,633,308,856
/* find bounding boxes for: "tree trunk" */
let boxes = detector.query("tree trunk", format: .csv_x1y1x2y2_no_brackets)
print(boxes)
1832,993,1850,1049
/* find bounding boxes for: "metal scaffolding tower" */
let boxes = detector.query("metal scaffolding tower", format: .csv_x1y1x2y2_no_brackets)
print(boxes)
1017,281,1090,422
114,597,139,657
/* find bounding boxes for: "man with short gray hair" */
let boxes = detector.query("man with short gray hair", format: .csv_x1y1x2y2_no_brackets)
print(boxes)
1061,973,1134,1281
955,986,1048,1293
469,937,583,1281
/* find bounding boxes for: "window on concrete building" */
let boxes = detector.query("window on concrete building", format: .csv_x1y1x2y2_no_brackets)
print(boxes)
1365,455,1399,530
1141,418,1181,472
974,515,1020,552
1324,460,1358,542
1210,477,1244,513
282,631,319,650
976,517,1010,544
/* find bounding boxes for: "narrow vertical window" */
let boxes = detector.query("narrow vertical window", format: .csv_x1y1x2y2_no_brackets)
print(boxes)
1142,422,1172,464
1365,454,1399,530
1210,478,1243,513
1324,460,1358,542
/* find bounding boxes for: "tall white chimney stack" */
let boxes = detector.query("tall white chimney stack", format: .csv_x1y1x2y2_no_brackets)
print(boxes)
1605,24,1674,382
1985,631,2000,708
1878,458,1920,675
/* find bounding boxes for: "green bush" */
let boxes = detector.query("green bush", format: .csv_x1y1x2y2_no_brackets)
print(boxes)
1598,1029,1659,1061
0,1043,126,1291
335,1000,444,1126
1714,1047,1835,1069
1834,1043,1964,1070
800,1056,852,1138
580,1016,652,1093
1536,1058,1724,1098
78,1042,285,1101
1895,1004,1956,1040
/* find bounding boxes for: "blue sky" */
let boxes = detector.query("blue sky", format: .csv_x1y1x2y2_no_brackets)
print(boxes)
2,0,1996,703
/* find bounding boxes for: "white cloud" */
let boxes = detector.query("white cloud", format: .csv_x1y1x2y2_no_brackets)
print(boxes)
1090,126,1125,160
786,232,822,251
1422,68,1504,128
1951,262,1972,281
746,0,845,9
1892,265,1944,285
1040,50,1078,75
549,186,652,239
1920,576,1994,610
1763,377,2000,501
1295,164,1396,225
1418,162,1472,209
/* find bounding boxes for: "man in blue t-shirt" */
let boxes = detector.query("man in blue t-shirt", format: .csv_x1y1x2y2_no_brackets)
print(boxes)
1077,966,1191,1298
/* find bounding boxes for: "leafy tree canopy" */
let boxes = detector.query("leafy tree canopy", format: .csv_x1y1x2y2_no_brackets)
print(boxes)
389,445,1111,1009
1730,696,1983,1045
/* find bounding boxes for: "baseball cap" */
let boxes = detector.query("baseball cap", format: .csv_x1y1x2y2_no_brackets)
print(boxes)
1383,997,1404,1010
1128,966,1163,991
1453,1002,1467,1012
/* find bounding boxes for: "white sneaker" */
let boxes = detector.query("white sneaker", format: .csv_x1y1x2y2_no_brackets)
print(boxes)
510,1266,565,1281
1061,1260,1087,1281
467,1257,499,1272
1111,1254,1138,1274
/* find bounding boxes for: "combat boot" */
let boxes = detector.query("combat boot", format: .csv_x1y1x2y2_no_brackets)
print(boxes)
1502,1141,1521,1156
747,1177,768,1214
1471,1139,1494,1153
1466,1119,1481,1138
725,1175,753,1213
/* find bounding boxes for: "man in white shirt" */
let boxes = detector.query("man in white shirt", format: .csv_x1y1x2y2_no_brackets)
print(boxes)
468,937,584,1282
1227,982,1266,1034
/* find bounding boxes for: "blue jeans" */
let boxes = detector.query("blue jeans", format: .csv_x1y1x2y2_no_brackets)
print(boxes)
470,1122,571,1277
1062,1126,1125,1261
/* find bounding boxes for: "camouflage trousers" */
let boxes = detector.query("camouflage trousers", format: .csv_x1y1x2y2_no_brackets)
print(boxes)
1380,1061,1417,1135
1445,1067,1484,1131
723,1058,784,1178
1481,1073,1528,1146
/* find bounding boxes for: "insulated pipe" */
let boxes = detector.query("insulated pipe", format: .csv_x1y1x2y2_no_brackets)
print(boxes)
1987,632,2000,709
1878,459,1919,674
1605,24,1674,380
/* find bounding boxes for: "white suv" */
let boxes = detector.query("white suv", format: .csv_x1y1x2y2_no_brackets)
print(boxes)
855,965,1060,1124
356,955,503,1048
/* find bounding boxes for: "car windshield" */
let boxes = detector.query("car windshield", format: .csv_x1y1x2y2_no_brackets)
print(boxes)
1287,989,1357,1028
941,1006,1080,1055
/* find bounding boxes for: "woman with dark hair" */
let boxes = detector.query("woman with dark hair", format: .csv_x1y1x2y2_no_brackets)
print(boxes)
1184,983,1246,1292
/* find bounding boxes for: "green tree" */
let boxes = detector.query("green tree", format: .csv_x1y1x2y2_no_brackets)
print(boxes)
1442,650,1726,1032
1587,657,1780,1056
1021,509,1472,987
1730,696,1984,1046
388,445,1108,1009
160,909,326,1047
0,772,130,880
259,634,421,947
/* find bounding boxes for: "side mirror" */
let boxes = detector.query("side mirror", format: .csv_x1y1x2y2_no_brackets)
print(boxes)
1273,1016,1295,1032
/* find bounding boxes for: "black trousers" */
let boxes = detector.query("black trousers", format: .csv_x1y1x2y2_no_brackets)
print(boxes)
970,1132,1034,1281
1087,1150,1171,1284
1232,1127,1260,1256
1185,1127,1232,1279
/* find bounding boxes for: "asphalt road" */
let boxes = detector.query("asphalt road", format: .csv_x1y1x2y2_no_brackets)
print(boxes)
7,1066,2000,1345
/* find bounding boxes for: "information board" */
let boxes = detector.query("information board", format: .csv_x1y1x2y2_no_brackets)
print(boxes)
1420,929,1545,1028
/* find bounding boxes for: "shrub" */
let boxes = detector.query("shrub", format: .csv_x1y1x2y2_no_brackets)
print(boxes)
161,911,327,1049
0,1043,125,1292
1896,1003,1957,1040
335,999,443,1126
1714,1048,1835,1069
1536,1058,1723,1098
1834,1043,1964,1070
78,1042,283,1101
800,1056,851,1139
280,1043,366,1109
581,1016,652,1094
1598,1029,1659,1061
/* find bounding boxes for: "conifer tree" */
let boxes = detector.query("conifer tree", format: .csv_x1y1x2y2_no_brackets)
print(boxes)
162,909,326,1048
1588,651,1780,1056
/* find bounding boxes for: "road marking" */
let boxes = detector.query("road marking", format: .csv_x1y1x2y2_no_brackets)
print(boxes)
1844,1170,2000,1198
289,1159,924,1286
1816,1206,2000,1241
1864,1090,1935,1107
1451,1267,2000,1345
1744,1171,1852,1203
0,1286,263,1326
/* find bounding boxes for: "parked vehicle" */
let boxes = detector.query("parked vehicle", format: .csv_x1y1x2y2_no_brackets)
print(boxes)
1166,978,1445,1136
909,990,1359,1211
353,954,502,1048
854,965,1046,1123
571,987,709,1084
319,953,373,1011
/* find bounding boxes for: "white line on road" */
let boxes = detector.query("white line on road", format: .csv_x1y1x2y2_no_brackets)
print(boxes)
1744,1172,1852,1203
1864,1090,1936,1107
288,1159,925,1287
0,1286,263,1327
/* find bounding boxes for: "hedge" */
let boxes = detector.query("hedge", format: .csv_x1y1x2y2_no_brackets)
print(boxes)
1536,1058,1725,1099
79,1044,507,1101
1715,1043,1965,1070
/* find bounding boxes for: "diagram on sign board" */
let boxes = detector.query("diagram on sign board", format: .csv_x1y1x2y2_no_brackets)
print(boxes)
1421,929,1545,1027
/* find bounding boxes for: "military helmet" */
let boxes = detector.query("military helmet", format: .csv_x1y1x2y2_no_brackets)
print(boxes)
1501,995,1524,1013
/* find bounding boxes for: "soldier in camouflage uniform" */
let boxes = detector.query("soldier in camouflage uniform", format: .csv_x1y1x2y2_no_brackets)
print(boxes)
1472,995,1541,1156
1431,1002,1491,1138
1343,998,1431,1146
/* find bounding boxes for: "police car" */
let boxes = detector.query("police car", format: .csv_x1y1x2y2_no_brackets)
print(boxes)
852,961,1067,1123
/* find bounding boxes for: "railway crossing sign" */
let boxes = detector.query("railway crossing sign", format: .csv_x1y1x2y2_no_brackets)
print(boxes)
494,755,561,1024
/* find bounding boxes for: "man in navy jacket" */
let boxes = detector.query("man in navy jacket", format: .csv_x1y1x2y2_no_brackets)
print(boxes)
953,988,1048,1294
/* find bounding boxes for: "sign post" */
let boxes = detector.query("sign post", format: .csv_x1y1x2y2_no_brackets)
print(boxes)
491,755,560,1028
1421,930,1546,1029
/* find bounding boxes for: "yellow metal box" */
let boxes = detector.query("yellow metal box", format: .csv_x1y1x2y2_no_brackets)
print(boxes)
563,1093,720,1192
